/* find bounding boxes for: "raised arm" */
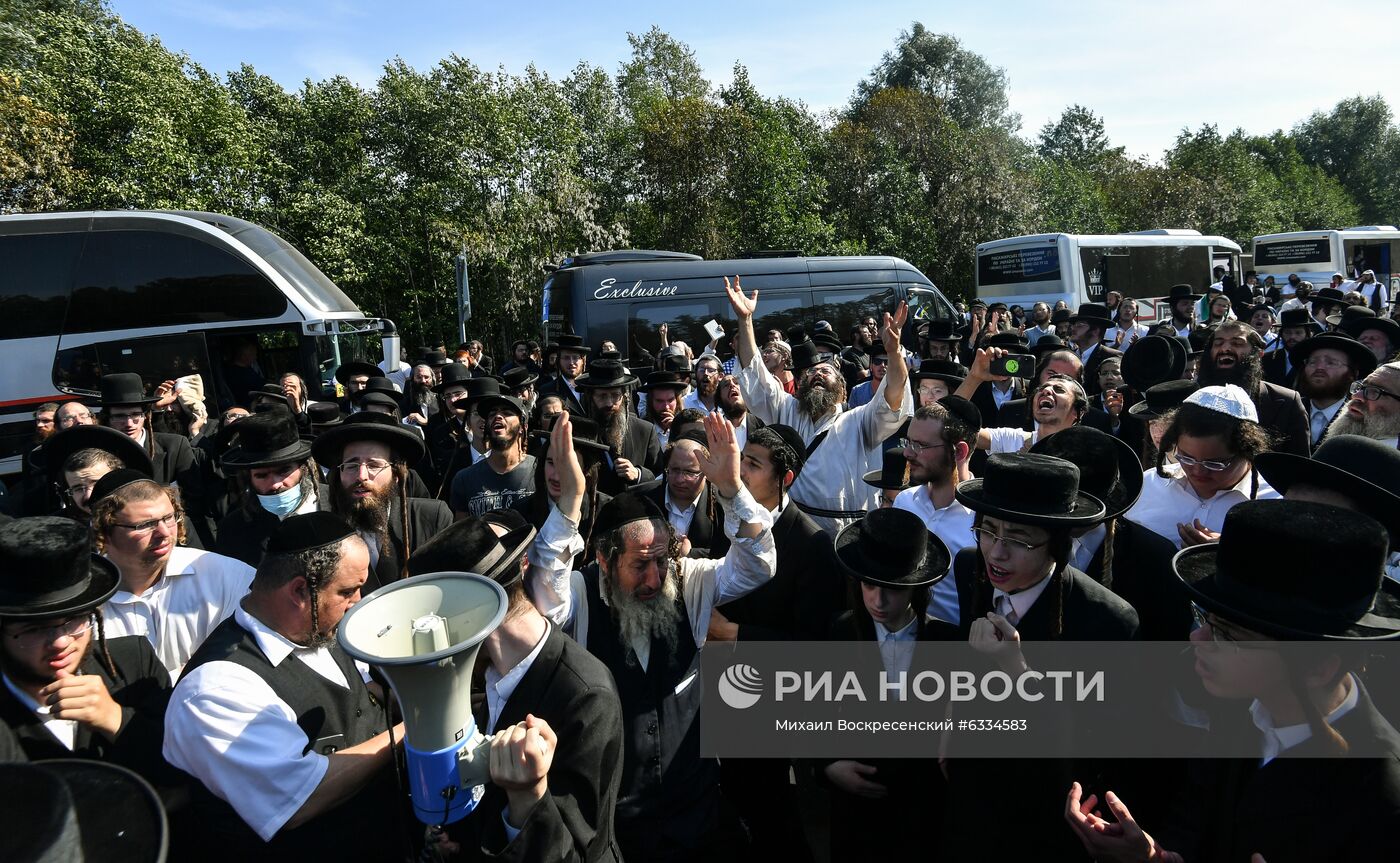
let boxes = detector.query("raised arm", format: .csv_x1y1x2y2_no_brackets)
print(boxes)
881,301,910,412
953,346,1009,403
724,275,760,369
528,415,586,629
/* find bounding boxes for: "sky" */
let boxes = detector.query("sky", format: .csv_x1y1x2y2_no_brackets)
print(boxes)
113,0,1400,160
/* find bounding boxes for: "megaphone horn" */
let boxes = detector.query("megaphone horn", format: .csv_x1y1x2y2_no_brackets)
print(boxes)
338,571,508,826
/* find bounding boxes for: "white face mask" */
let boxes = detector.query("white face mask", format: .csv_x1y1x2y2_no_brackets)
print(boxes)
257,485,303,519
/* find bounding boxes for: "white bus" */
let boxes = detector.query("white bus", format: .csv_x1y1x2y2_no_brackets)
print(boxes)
0,211,396,477
1251,227,1400,299
976,230,1242,324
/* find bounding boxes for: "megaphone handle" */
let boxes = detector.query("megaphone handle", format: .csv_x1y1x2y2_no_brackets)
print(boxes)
457,730,497,788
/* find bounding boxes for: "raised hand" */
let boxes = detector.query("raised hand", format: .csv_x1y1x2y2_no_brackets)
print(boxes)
724,275,758,320
968,347,1010,383
41,672,123,738
548,412,586,518
696,410,740,497
880,301,909,354
1064,782,1182,863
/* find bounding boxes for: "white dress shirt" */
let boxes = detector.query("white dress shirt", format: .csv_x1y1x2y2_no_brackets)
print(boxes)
1250,674,1358,765
875,617,919,679
664,487,700,537
1308,399,1345,446
163,605,372,841
1070,523,1108,575
1107,324,1150,348
992,571,1054,626
1125,465,1279,549
484,626,550,734
3,674,76,749
989,381,1017,411
531,485,776,671
102,546,255,679
893,485,974,624
681,390,717,414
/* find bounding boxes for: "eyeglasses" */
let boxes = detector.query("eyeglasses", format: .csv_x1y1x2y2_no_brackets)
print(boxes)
7,616,91,650
970,526,1047,553
1190,603,1267,650
1174,452,1237,472
899,438,947,455
113,512,179,536
1303,356,1349,370
65,481,96,499
338,459,393,478
665,468,703,481
1350,381,1400,403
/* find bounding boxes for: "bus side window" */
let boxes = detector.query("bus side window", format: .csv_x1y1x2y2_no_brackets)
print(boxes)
811,287,892,340
628,300,719,359
0,232,84,340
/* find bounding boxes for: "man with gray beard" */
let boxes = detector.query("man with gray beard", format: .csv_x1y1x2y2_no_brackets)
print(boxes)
727,276,913,534
1324,362,1400,446
529,412,776,863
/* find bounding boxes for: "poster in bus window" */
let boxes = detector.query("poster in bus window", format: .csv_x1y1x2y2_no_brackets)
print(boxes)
1254,239,1331,267
977,248,1060,287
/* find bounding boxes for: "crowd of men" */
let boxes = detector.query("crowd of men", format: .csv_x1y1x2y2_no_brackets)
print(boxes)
1,268,1398,862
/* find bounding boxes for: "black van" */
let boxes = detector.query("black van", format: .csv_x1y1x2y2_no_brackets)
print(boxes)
541,251,957,358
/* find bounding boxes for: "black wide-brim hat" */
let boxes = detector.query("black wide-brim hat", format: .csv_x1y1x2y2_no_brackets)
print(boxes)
1128,379,1198,419
220,406,314,470
1342,314,1400,346
834,508,950,589
1029,334,1067,358
955,452,1106,527
533,413,613,454
433,362,475,394
0,760,169,863
39,424,154,479
1166,283,1202,302
407,516,537,586
0,517,121,620
1030,425,1142,520
910,359,966,385
1121,334,1187,394
790,339,837,372
555,334,591,355
638,371,687,393
862,449,913,491
474,394,527,421
500,367,539,391
1255,435,1400,544
923,318,962,342
1288,332,1378,377
575,359,639,389
1068,303,1113,325
334,361,385,387
98,372,158,407
1173,499,1400,640
311,411,425,466
1309,287,1348,309
1326,304,1375,328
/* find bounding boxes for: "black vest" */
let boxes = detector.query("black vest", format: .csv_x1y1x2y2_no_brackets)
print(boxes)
177,616,400,862
580,563,718,859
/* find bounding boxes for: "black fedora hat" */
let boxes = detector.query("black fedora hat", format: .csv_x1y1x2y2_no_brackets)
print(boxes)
1278,307,1321,332
1030,425,1142,520
433,362,475,394
39,424,153,479
334,361,384,387
249,383,292,409
658,348,693,375
1128,379,1198,419
593,491,666,537
984,331,1028,350
452,376,502,410
1326,304,1375,328
500,366,539,392
311,410,425,467
474,393,527,421
911,359,966,386
406,515,536,587
352,376,400,404
306,401,345,431
863,448,913,491
555,333,591,355
955,452,1105,527
575,358,639,389
1174,500,1400,640
638,370,688,393
1028,334,1068,358
1255,435,1400,544
0,760,169,863
1068,303,1113,325
1050,308,1072,325
534,413,613,453
834,508,950,589
0,517,121,620
1309,287,1348,309
356,391,400,412
1166,283,1202,302
1289,332,1378,378
1342,313,1400,347
923,318,962,342
221,406,314,470
98,373,157,407
1121,334,1187,393
418,348,450,368
789,339,837,372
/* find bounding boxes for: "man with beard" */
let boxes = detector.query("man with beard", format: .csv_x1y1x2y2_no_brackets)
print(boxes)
681,354,722,413
449,392,535,519
640,371,687,449
1262,308,1319,388
921,318,963,362
530,411,776,863
333,361,386,414
1323,361,1400,446
1164,284,1199,338
501,365,539,416
715,374,763,451
1197,320,1310,455
1292,333,1376,449
729,277,913,534
311,412,452,589
577,358,661,497
399,363,438,427
1024,302,1054,346
1067,303,1122,395
165,513,407,861
1341,313,1400,365
893,398,980,625
538,334,590,416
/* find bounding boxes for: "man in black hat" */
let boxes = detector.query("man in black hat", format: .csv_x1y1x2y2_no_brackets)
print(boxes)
920,318,963,362
432,374,503,498
500,364,539,415
405,514,626,861
1068,302,1123,396
419,361,475,489
576,358,661,496
165,512,405,860
0,518,172,784
1291,332,1377,449
499,338,541,377
214,407,326,566
39,424,154,521
639,370,687,449
529,411,776,862
1310,285,1350,329
1196,319,1310,456
333,361,387,414
1164,284,1200,338
863,447,913,508
1262,307,1318,388
537,334,590,416
727,276,914,534
449,392,536,520
311,413,452,589
1067,499,1400,863
1341,311,1400,364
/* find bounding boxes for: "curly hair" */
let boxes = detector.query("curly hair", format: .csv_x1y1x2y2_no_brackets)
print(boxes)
91,480,187,553
1154,403,1275,479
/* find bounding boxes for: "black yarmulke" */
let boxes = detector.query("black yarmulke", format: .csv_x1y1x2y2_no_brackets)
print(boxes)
89,468,154,508
593,492,666,537
765,423,808,468
266,512,356,556
674,429,710,448
938,394,983,435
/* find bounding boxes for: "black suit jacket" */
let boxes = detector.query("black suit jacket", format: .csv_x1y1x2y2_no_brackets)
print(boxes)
1261,349,1299,390
1253,380,1310,457
0,634,173,786
1080,344,1123,396
1087,518,1190,642
951,547,1140,642
351,494,453,589
717,502,843,640
632,479,729,559
539,377,588,417
995,399,1114,434
467,624,625,862
969,379,1027,428
596,415,661,497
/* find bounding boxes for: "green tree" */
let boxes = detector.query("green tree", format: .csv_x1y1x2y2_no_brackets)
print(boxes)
0,70,77,211
1293,95,1396,224
1037,104,1122,169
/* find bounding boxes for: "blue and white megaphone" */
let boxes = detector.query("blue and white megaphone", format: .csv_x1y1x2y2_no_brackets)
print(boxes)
337,571,507,826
